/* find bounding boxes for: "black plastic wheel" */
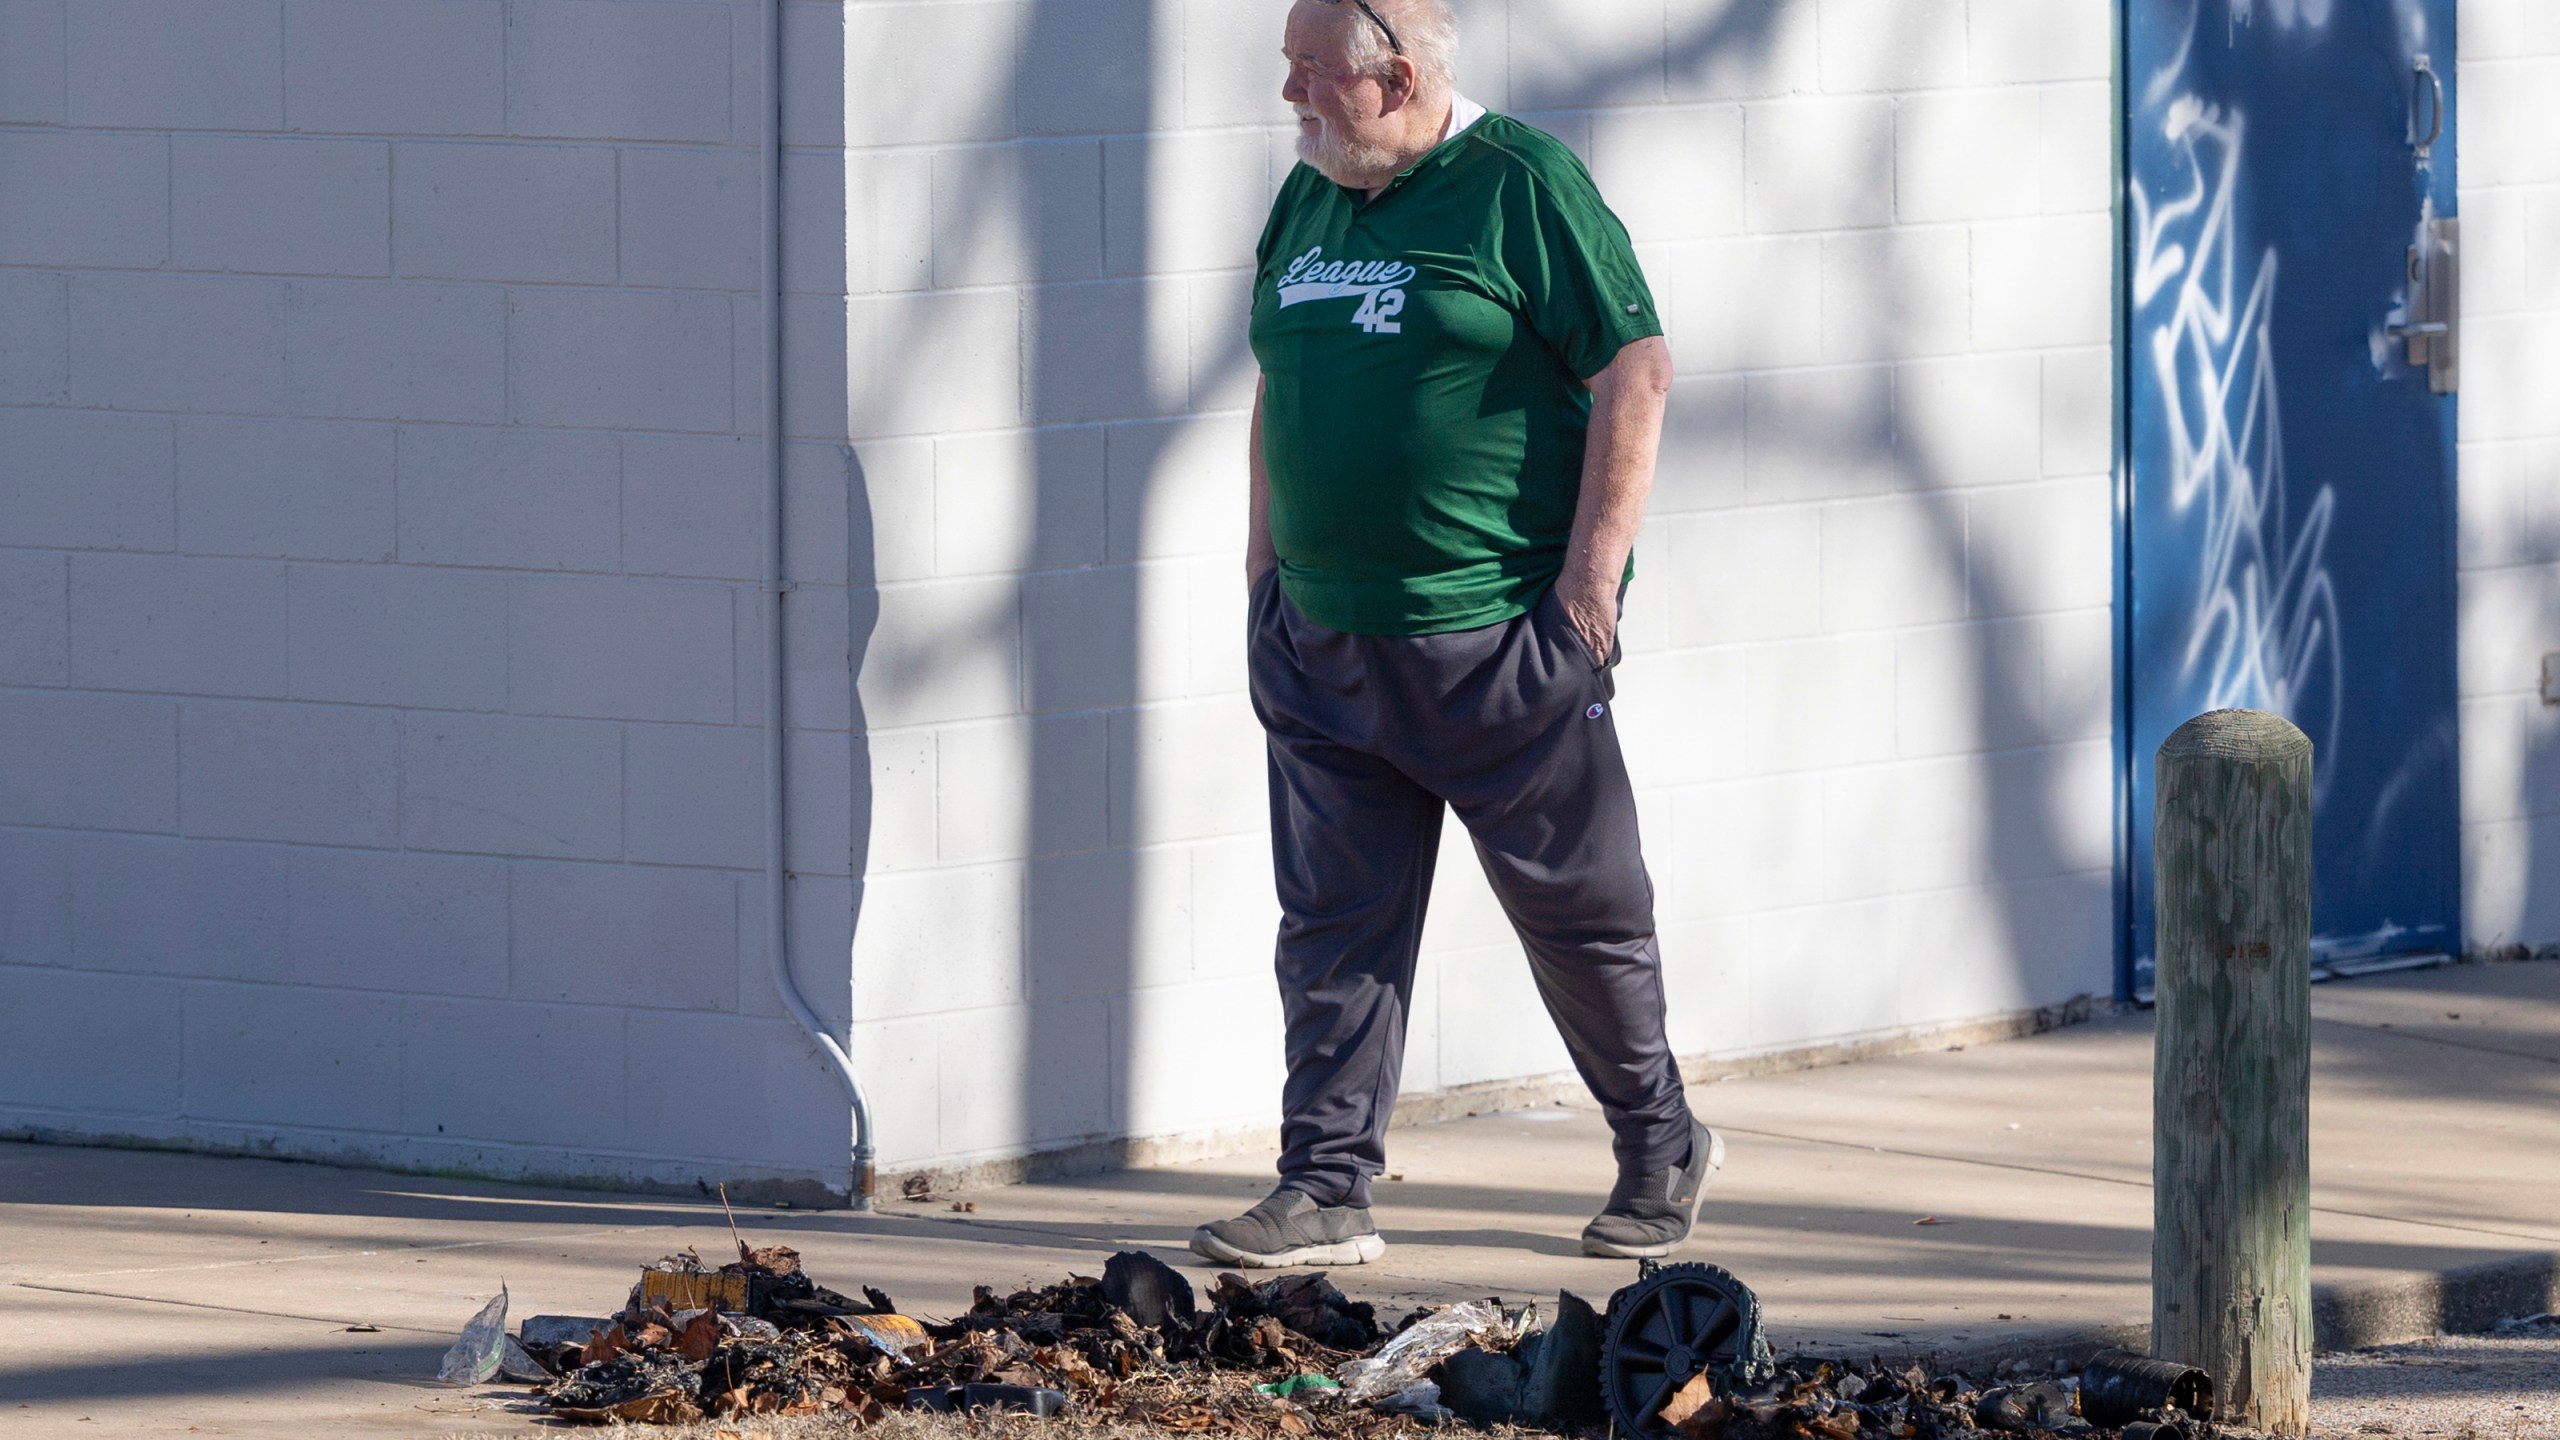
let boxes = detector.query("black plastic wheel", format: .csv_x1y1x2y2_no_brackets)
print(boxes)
1598,1263,1768,1439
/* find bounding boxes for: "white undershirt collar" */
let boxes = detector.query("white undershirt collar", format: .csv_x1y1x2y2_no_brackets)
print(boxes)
1441,92,1486,143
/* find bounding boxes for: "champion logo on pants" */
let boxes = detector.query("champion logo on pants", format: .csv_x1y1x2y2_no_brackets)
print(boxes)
1587,703,1605,719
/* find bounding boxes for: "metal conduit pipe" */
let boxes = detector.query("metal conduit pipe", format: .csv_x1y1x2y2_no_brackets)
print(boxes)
762,0,876,1210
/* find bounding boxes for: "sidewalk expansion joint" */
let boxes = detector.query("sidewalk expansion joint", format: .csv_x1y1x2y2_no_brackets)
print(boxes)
1712,1124,2154,1192
22,1222,680,1283
2310,1015,2560,1067
1714,1125,2560,1250
2290,1207,2560,1250
864,1211,1153,1251
12,1281,451,1338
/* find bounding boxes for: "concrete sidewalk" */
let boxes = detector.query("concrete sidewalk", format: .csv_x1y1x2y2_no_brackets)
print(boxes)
4,960,2555,1437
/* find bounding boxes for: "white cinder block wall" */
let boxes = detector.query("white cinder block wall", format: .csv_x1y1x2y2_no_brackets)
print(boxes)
841,0,2120,1180
32,1,2546,1196
2456,1,2560,952
0,0,861,1199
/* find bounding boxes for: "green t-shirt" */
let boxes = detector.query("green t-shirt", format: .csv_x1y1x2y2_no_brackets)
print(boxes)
1250,111,1662,636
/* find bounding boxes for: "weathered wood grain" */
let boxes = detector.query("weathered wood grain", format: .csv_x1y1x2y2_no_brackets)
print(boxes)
2152,708,2314,1436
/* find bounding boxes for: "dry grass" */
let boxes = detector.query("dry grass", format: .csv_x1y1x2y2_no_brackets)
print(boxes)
432,1408,1057,1440
436,1406,1490,1440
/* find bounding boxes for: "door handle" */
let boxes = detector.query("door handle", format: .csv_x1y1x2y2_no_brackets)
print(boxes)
2412,55,2444,160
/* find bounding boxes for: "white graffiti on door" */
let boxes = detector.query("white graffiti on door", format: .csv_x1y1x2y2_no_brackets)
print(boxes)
2227,0,2335,32
2131,95,2344,797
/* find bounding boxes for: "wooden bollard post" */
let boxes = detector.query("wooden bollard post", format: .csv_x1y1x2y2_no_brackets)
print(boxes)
2152,709,2314,1435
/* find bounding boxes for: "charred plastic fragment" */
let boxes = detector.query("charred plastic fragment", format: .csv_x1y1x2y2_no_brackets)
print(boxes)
904,1382,1070,1416
1433,1346,1525,1426
518,1315,615,1349
547,1350,706,1424
1102,1248,1198,1328
1974,1378,2078,1432
1377,1290,1605,1431
1209,1271,1381,1354
1515,1289,1606,1428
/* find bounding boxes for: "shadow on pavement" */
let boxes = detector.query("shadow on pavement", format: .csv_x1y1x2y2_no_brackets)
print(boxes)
0,1338,451,1405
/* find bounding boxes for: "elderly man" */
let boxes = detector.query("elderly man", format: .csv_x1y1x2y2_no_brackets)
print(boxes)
1191,0,1715,1268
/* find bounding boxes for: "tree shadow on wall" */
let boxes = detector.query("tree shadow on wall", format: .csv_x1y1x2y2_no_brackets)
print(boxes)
842,0,2109,1197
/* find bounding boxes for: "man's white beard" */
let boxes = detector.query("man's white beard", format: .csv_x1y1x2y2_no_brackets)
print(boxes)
1296,110,1399,188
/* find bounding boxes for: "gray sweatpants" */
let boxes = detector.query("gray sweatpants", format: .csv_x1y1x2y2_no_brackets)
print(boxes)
1246,572,1694,1211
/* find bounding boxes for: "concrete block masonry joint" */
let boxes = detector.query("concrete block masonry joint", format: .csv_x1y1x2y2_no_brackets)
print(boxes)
759,0,874,1209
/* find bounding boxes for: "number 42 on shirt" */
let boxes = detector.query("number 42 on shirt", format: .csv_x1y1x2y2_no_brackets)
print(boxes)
1351,288,1404,334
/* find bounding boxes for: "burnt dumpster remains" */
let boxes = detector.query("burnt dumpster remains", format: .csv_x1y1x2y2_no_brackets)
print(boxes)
458,1240,2251,1436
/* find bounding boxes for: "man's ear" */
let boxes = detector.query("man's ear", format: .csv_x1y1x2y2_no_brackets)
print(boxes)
1376,55,1420,113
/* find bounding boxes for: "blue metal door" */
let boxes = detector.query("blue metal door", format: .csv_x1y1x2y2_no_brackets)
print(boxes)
2125,0,2461,990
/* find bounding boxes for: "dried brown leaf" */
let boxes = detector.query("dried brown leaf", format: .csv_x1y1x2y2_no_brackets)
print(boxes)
1661,1371,1718,1429
1679,1397,1731,1440
1799,1408,1861,1440
674,1312,723,1363
579,1323,629,1367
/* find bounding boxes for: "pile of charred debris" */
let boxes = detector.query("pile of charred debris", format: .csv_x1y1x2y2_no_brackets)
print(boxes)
459,1234,2231,1439
515,1244,1409,1428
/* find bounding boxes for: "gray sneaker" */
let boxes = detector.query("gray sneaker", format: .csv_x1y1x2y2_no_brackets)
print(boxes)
1581,1121,1724,1259
1190,1188,1386,1268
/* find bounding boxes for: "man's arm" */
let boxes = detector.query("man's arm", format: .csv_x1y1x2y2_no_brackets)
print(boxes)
1247,375,1277,588
1556,335,1674,662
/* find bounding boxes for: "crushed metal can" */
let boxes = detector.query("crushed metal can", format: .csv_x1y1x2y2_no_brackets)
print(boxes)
838,1312,930,1356
2080,1350,2215,1427
638,1270,751,1313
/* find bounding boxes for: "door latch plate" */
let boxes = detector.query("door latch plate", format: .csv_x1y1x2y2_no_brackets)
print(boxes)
2386,216,2459,395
